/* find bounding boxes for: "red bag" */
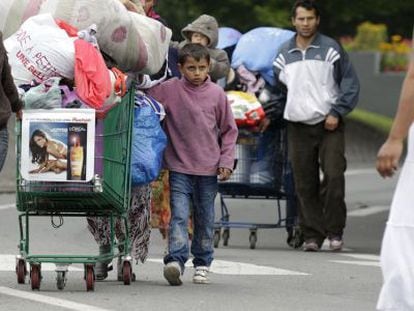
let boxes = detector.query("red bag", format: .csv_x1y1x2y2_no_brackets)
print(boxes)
74,39,111,109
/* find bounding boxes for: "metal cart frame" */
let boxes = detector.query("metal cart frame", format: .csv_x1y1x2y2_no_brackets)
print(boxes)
214,127,303,249
15,90,135,291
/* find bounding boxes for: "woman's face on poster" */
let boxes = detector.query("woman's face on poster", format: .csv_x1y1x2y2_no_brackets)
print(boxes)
34,135,46,148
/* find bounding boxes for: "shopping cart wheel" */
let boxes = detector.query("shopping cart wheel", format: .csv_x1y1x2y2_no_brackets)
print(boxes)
222,229,230,246
56,271,67,290
213,229,221,248
30,264,41,290
249,231,257,249
122,261,132,285
16,259,27,284
85,264,95,291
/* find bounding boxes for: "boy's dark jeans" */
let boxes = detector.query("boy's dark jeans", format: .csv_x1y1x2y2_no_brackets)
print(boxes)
287,121,347,245
163,171,218,271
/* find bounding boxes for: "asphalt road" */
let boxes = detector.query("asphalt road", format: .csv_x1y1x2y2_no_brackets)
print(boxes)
0,119,399,311
0,166,398,311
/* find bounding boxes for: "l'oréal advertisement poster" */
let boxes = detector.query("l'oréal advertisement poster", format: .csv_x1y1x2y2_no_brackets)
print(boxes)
21,109,95,182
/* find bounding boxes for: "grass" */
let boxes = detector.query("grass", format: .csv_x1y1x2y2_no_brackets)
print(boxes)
347,108,393,134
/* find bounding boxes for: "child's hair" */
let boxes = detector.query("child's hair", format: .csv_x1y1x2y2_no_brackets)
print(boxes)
178,43,210,65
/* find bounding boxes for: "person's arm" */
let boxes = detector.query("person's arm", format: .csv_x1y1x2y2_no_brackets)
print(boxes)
217,92,238,171
376,55,414,178
1,32,22,116
329,46,360,119
208,49,230,81
47,140,67,159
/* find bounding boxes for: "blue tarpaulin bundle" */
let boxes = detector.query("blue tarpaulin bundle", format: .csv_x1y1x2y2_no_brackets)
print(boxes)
217,27,243,49
231,27,295,86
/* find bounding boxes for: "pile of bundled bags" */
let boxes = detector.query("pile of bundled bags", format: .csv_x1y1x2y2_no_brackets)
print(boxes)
218,26,294,131
2,0,172,186
218,26,294,185
2,0,172,110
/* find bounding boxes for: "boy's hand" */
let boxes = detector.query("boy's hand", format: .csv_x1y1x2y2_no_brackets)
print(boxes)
217,167,232,181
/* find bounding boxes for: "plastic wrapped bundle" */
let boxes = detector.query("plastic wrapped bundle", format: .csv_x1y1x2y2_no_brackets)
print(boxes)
231,27,295,86
1,0,172,74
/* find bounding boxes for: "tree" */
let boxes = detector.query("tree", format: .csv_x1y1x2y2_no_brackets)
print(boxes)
156,0,414,41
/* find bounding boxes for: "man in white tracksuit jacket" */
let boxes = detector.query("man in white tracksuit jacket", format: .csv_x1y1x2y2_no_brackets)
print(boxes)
267,0,360,252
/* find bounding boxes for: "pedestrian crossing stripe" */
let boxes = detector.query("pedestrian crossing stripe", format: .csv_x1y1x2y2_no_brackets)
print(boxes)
147,258,309,276
329,253,380,268
0,254,308,276
0,255,82,271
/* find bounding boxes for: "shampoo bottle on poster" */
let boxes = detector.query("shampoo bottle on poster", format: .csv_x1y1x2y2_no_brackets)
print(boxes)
70,137,84,180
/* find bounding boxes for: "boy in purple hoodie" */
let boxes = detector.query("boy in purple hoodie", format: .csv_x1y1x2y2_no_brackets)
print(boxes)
147,43,238,285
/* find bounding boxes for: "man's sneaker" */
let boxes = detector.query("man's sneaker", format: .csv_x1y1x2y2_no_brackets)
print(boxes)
163,262,182,286
303,239,320,252
193,266,210,284
329,237,344,251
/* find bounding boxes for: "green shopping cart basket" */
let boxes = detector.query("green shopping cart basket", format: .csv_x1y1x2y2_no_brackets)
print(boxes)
15,89,135,291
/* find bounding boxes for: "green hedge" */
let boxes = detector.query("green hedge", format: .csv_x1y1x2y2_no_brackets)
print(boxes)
347,108,393,134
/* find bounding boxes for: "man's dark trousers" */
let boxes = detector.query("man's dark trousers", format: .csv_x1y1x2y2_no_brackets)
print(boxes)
287,121,347,246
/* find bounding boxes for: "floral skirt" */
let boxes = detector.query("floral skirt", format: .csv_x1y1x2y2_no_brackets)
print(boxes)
87,185,151,263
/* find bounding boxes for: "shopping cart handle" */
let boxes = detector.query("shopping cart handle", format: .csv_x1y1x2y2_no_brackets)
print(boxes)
233,159,238,170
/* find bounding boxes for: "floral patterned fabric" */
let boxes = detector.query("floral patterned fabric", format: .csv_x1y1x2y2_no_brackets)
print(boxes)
150,170,170,239
151,170,194,239
87,185,151,263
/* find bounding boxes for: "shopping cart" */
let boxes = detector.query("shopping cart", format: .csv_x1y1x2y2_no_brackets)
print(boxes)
14,90,135,291
214,126,304,249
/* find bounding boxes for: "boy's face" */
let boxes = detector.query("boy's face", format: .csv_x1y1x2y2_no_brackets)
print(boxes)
179,56,210,86
191,32,209,47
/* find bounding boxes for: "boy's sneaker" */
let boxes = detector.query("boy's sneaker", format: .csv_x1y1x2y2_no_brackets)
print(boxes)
303,239,320,252
163,262,182,286
329,237,344,251
193,266,210,284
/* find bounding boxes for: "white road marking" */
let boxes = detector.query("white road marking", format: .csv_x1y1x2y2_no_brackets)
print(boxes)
0,286,111,311
348,205,389,217
342,254,380,261
330,253,380,268
0,203,15,210
0,255,82,271
147,258,309,276
345,168,378,176
1,255,308,275
330,260,380,267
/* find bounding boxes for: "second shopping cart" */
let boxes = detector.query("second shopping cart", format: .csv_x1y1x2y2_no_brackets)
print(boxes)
214,126,304,249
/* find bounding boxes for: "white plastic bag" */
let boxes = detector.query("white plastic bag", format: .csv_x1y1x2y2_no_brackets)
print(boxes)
4,13,75,85
2,0,172,74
